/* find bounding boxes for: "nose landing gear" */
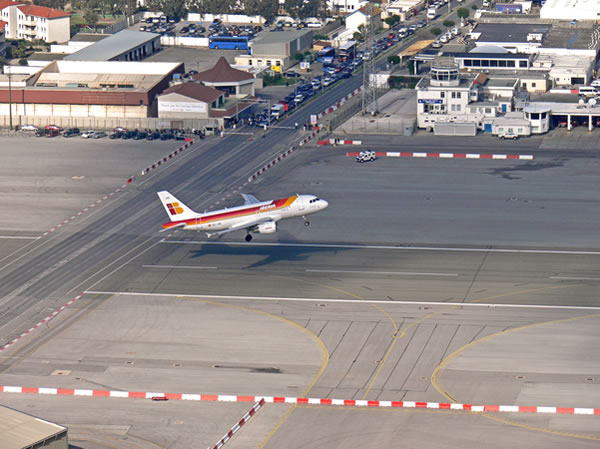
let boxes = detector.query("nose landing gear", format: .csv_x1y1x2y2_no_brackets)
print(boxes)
303,216,310,227
245,233,253,242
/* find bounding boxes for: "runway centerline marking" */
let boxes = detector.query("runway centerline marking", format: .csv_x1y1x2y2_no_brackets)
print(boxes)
306,269,458,276
142,265,218,270
160,240,600,255
83,291,600,311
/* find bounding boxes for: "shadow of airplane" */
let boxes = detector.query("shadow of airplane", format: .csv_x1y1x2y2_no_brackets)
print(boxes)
187,231,353,269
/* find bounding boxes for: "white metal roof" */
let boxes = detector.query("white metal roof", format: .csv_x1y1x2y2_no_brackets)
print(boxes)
0,405,66,449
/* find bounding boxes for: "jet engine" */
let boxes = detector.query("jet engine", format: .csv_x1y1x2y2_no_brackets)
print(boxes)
254,221,277,234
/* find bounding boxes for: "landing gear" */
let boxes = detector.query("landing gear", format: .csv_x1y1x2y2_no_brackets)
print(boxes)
303,216,310,227
245,233,253,242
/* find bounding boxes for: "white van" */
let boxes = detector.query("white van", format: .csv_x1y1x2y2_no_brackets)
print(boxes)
579,86,598,97
590,79,600,88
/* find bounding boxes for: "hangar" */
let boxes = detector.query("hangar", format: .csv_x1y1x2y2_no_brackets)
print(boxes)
64,29,161,62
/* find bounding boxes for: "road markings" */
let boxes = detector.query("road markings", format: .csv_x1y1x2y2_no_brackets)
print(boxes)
0,236,40,240
160,240,600,255
550,276,600,281
141,265,218,270
306,269,458,276
83,291,600,311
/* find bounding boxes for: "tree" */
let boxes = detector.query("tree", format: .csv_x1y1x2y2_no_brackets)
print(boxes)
353,31,364,42
295,52,304,61
387,55,400,64
430,27,441,36
457,7,469,19
19,58,28,66
384,15,399,27
284,0,302,18
83,8,98,25
471,4,477,9
443,20,454,27
33,0,67,10
146,0,186,18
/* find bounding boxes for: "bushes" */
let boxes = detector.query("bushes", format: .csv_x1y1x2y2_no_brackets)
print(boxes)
430,27,442,36
443,20,455,27
387,55,400,65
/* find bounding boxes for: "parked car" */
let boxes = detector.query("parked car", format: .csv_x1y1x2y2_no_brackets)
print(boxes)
431,40,442,48
109,131,123,139
133,131,147,140
45,129,60,137
81,130,96,138
92,131,107,139
20,124,39,132
63,128,80,137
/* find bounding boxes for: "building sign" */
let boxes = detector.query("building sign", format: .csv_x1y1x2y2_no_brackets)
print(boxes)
418,99,444,104
159,101,207,114
300,61,310,70
310,114,317,125
271,65,281,72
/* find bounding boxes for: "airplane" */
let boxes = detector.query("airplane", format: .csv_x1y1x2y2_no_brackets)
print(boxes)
157,190,328,241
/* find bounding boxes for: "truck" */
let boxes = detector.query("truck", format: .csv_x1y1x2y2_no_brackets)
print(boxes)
270,104,285,120
427,6,438,20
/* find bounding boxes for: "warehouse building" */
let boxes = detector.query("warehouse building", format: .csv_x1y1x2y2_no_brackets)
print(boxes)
0,405,68,449
0,60,184,128
235,29,313,70
64,29,161,62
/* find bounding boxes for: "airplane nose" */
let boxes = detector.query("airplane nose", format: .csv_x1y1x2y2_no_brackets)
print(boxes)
321,200,328,209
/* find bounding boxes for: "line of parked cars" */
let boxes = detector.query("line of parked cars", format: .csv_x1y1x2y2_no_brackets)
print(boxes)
19,125,188,140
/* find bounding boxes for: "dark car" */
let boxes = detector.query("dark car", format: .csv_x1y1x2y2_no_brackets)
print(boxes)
146,131,161,140
109,132,123,139
63,127,80,137
122,130,137,139
133,131,147,140
160,131,174,140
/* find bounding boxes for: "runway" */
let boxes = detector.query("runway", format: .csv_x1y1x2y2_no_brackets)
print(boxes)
0,120,599,447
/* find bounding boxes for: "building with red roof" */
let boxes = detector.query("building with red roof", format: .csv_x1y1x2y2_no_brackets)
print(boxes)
0,0,70,43
192,56,256,96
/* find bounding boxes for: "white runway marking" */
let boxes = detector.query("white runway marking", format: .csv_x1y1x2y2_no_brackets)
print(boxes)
161,240,600,255
306,269,458,277
550,276,600,281
0,236,40,240
84,291,600,311
142,265,218,270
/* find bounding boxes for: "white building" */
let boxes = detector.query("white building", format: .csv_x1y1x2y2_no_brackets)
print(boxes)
416,57,520,133
328,0,368,14
385,0,424,20
540,0,600,20
0,0,70,43
345,4,382,35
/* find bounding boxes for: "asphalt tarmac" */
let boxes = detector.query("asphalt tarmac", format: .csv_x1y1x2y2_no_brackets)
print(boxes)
1,104,600,447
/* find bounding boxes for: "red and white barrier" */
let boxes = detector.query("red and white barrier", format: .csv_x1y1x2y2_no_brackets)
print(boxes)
318,139,362,145
346,151,534,160
298,128,321,147
316,86,363,120
1,386,597,416
248,146,296,182
140,140,194,176
0,294,84,352
209,399,265,449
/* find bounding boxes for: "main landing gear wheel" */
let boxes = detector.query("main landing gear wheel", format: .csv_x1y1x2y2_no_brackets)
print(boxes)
245,234,253,242
304,221,310,227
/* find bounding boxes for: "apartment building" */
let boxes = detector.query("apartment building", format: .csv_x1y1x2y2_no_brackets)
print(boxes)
0,0,70,43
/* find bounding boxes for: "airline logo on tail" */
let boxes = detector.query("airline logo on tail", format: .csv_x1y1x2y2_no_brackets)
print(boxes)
166,202,184,216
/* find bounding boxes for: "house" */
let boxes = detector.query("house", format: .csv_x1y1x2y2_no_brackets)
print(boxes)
0,0,70,43
345,3,382,35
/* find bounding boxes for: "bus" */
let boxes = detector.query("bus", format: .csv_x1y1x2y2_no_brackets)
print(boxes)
338,40,356,62
316,46,335,64
208,35,249,51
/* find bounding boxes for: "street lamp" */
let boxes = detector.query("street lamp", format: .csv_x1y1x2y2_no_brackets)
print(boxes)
7,72,12,131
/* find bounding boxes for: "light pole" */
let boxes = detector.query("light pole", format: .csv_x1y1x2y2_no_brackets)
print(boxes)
8,72,13,131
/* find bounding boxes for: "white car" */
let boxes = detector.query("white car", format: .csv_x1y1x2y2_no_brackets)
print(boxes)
20,124,38,131
356,150,376,163
81,130,96,139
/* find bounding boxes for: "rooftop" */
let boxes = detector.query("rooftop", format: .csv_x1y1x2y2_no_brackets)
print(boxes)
471,23,551,44
65,30,160,61
0,0,22,10
192,56,254,83
252,29,312,46
70,33,110,42
162,82,223,103
17,4,70,18
0,405,66,448
485,78,519,88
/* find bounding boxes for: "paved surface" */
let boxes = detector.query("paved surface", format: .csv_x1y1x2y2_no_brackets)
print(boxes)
1,40,600,447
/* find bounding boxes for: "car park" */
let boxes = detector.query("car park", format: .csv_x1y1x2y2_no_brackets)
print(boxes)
134,131,147,140
109,131,123,139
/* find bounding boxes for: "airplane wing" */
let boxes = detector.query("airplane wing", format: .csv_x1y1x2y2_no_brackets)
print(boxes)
241,193,260,205
206,216,275,238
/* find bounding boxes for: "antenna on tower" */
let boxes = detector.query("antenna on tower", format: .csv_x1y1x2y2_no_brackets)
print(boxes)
361,2,379,116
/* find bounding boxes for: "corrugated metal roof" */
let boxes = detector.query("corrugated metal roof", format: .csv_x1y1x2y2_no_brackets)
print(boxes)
0,405,66,448
36,71,165,89
65,29,160,61
252,29,312,45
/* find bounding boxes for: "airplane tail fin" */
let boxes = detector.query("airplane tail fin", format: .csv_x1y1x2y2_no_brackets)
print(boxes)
157,191,199,221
